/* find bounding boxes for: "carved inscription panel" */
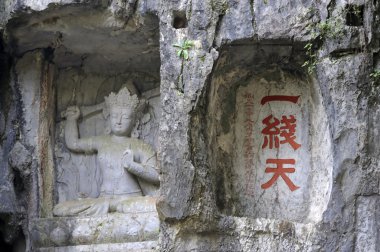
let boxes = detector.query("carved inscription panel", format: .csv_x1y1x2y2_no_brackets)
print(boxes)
234,79,332,223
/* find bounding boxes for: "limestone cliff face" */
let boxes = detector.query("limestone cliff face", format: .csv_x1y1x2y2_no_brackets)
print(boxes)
0,0,379,251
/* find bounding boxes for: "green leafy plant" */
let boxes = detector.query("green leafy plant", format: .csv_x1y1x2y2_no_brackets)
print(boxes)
173,40,194,60
370,70,380,82
302,42,317,74
172,39,195,92
316,17,344,39
352,5,362,17
302,8,346,74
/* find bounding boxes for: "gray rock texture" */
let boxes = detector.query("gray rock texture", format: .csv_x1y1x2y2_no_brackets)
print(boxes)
0,0,379,251
9,141,32,177
38,241,158,252
31,211,159,249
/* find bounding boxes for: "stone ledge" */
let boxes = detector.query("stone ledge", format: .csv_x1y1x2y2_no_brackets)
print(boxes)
30,212,159,248
37,240,158,252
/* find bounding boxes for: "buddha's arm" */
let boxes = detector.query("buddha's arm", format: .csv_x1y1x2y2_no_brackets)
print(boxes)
127,161,159,185
64,106,97,153
124,148,159,185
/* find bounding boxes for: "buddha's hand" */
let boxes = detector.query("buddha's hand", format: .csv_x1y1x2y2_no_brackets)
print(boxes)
122,149,134,169
65,106,80,120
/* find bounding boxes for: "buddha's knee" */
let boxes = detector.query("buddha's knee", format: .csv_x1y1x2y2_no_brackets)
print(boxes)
115,196,157,214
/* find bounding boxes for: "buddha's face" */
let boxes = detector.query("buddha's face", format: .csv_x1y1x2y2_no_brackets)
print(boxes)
109,106,134,136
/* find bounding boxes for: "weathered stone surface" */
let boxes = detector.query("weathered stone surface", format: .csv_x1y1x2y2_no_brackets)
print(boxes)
314,53,374,251
0,0,379,251
8,141,32,177
0,111,5,136
214,0,254,46
38,241,157,252
5,3,160,75
355,196,380,252
220,217,319,252
30,212,159,248
254,0,317,41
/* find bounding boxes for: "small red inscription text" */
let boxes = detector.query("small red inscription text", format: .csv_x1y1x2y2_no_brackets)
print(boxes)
243,92,255,196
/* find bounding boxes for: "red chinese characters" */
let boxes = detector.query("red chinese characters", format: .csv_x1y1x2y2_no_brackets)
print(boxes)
261,95,300,105
261,159,300,191
261,115,301,150
260,95,301,191
243,92,255,196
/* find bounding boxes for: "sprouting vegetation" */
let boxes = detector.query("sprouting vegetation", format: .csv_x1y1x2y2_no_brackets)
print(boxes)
302,42,317,74
370,70,380,83
302,8,346,74
173,39,194,60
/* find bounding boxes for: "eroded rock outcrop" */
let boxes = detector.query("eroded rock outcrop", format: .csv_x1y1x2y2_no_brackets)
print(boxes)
0,0,379,251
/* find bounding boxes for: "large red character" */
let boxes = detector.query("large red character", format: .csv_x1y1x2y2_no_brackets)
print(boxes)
279,115,301,150
261,95,299,105
261,115,280,149
261,115,301,150
261,159,299,191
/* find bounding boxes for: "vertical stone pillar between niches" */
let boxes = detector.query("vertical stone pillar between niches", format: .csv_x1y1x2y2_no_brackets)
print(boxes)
38,62,55,218
16,51,45,219
157,1,219,246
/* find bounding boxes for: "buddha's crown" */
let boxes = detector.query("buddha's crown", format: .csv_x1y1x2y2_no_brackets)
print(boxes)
104,87,139,111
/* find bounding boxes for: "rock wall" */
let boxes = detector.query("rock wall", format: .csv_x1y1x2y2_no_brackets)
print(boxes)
0,0,379,251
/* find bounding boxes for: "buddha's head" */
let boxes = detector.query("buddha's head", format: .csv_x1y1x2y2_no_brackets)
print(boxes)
104,87,139,136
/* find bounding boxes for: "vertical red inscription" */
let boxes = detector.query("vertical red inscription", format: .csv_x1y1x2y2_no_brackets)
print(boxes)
243,92,255,196
261,95,301,191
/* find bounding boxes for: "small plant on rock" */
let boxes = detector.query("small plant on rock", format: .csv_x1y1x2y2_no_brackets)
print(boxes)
302,8,346,74
302,42,318,74
173,39,194,60
370,70,380,83
317,17,344,39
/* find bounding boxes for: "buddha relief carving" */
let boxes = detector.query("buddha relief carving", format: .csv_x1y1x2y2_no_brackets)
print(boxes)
53,87,159,216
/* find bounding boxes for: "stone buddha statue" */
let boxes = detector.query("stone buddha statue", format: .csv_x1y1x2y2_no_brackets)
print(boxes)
53,87,159,216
